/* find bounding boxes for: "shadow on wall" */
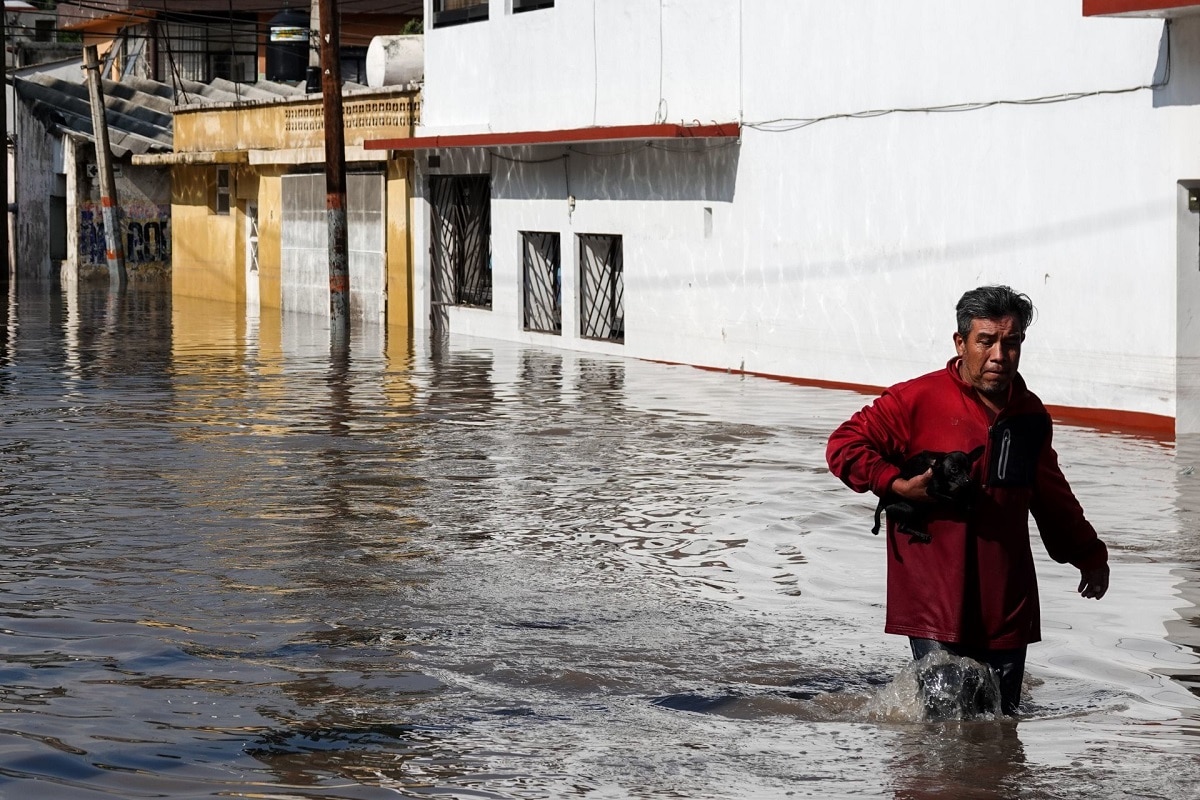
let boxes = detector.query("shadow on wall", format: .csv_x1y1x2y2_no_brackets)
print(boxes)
1155,16,1200,108
418,139,741,205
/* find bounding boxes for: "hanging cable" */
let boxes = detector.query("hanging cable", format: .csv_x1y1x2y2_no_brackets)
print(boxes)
746,20,1173,134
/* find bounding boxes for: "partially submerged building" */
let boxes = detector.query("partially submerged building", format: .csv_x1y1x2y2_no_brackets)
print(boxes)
134,78,421,329
11,0,423,334
12,60,176,282
362,0,1200,435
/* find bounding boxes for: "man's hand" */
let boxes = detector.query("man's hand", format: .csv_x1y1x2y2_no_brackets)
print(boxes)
890,468,934,502
1078,565,1110,599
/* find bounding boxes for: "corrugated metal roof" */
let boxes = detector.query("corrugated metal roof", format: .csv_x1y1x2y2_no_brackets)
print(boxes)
11,61,309,158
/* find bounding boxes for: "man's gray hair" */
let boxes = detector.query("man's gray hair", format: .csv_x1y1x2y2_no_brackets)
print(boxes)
955,285,1035,339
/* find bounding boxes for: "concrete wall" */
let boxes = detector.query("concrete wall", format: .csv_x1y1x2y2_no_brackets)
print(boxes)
14,107,57,280
416,0,1200,428
76,161,171,279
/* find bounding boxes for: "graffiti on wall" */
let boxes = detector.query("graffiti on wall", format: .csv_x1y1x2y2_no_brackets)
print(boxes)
79,203,171,268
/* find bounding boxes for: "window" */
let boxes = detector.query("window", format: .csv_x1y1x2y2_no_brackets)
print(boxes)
521,232,561,334
215,167,231,215
513,0,554,12
340,46,369,85
34,19,54,43
429,175,492,308
433,0,489,28
156,16,257,83
578,234,623,343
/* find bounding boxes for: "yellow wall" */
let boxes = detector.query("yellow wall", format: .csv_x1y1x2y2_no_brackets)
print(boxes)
173,92,419,153
386,157,413,336
255,170,284,312
172,165,241,304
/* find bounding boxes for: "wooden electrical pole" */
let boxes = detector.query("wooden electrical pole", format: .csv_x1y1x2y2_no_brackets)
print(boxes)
319,0,350,343
83,45,126,290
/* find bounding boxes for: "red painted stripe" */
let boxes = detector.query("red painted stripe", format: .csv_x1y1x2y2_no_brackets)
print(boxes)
1043,404,1173,439
1083,0,1200,16
652,359,1175,440
101,196,116,208
364,122,740,151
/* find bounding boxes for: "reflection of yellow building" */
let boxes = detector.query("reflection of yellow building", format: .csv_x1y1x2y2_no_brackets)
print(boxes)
136,87,419,333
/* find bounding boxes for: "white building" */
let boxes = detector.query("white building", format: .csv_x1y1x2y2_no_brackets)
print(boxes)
367,0,1200,435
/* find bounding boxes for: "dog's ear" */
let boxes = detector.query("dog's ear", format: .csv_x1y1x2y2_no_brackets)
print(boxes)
967,445,985,463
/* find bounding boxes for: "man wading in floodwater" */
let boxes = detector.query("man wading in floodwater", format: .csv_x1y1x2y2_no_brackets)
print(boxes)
825,285,1110,715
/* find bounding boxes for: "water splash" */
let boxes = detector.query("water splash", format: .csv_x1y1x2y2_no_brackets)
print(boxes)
865,650,1002,723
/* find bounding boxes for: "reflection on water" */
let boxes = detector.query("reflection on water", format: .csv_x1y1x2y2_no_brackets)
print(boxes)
0,280,1199,798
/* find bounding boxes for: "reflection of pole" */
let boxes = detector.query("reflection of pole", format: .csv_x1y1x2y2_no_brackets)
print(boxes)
319,0,349,343
83,45,126,290
2,6,10,287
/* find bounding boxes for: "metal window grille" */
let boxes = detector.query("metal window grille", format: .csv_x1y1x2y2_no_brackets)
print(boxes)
158,21,206,82
215,167,231,215
430,176,492,309
248,205,260,273
578,234,624,343
156,17,256,83
521,231,561,334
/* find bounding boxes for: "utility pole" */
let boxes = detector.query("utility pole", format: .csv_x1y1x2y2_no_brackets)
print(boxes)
83,45,126,290
319,0,349,343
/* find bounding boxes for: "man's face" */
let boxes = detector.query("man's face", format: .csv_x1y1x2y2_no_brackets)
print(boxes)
954,315,1024,399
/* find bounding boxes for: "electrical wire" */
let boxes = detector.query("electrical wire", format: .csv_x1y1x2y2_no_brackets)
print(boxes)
745,20,1173,134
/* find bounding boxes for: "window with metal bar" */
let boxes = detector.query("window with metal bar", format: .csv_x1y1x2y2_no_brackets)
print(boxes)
578,234,624,343
521,231,561,334
156,16,256,83
214,167,231,216
429,175,492,309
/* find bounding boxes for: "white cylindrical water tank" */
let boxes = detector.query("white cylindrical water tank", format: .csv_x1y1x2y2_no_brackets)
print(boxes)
366,36,424,88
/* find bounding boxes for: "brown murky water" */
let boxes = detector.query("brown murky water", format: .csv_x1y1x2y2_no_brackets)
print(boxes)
0,280,1198,799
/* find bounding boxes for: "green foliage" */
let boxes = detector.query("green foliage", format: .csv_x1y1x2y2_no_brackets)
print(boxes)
401,17,423,35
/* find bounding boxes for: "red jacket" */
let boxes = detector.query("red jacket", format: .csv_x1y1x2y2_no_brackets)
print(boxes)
826,359,1108,648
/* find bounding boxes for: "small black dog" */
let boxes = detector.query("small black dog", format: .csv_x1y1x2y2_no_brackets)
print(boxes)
872,446,985,543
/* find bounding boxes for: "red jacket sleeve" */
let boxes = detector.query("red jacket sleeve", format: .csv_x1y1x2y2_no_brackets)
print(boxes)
826,388,910,497
1030,429,1108,571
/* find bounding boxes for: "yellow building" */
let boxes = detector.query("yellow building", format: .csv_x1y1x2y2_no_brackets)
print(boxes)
135,85,420,332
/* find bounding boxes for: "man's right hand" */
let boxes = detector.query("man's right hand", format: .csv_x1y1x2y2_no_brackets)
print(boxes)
890,468,934,502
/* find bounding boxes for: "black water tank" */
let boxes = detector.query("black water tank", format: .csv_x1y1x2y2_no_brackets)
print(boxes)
266,9,310,82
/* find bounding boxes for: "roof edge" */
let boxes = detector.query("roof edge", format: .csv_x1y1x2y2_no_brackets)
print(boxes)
364,122,741,151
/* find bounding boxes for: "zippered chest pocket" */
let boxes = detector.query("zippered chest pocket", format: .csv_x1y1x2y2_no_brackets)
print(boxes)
987,413,1050,488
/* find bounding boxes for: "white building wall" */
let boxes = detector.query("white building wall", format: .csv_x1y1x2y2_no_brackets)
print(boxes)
416,0,1200,427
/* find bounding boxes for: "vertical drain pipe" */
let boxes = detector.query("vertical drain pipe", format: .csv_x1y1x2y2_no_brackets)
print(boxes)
83,45,126,290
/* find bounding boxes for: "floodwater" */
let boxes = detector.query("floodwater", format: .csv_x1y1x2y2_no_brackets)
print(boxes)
0,281,1198,800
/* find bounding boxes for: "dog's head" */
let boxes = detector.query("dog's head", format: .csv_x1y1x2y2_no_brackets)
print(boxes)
927,445,985,503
